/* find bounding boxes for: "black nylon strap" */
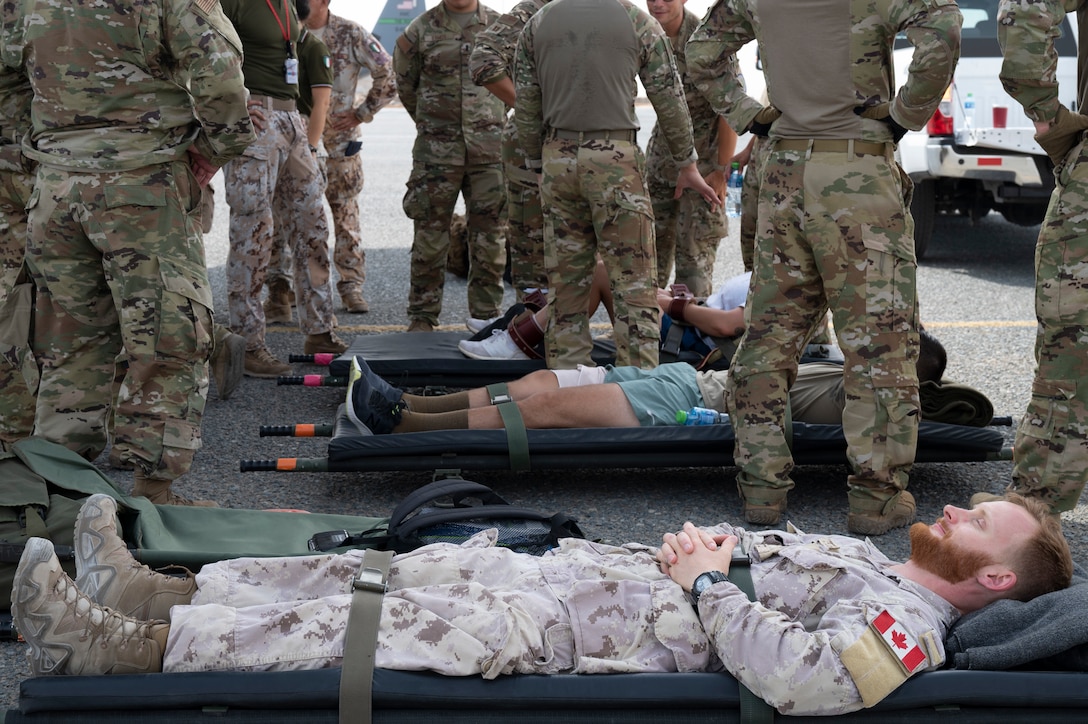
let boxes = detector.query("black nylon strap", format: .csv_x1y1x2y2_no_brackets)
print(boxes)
728,546,775,724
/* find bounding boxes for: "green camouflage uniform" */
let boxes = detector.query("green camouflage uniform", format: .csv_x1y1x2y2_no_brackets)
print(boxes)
999,0,1088,512
687,0,961,514
1,0,254,479
313,12,397,300
0,65,35,444
470,0,552,299
646,9,729,298
515,0,697,369
395,2,508,327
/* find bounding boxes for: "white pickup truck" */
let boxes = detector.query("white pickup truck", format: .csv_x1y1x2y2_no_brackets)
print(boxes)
894,0,1078,258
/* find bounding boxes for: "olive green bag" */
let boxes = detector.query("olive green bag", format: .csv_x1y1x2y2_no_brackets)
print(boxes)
2,437,389,613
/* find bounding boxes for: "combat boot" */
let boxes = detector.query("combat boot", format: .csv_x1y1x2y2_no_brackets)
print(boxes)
848,490,916,536
244,346,291,378
264,278,293,324
303,331,349,355
341,290,369,314
11,537,170,676
132,474,219,507
75,494,195,621
210,325,246,400
407,319,434,333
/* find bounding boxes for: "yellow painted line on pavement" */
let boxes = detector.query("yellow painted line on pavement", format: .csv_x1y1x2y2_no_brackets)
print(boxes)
925,320,1035,329
269,320,1037,334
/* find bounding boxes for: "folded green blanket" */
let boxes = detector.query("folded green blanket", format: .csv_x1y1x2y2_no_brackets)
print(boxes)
920,379,994,427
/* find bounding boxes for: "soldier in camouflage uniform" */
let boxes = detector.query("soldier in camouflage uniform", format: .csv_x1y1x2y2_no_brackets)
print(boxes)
645,0,737,298
220,0,348,378
0,0,255,505
304,0,398,315
394,0,508,333
515,0,720,369
470,0,552,302
993,0,1088,514
13,492,1070,716
687,0,961,533
0,65,35,446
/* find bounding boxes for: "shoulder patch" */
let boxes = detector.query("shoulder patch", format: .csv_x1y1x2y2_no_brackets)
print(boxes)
196,0,219,14
872,610,928,673
839,608,931,708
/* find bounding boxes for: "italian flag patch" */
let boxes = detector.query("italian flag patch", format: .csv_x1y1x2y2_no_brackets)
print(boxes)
872,610,927,673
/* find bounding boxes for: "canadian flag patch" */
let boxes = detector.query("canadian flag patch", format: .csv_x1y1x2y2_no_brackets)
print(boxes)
871,610,927,673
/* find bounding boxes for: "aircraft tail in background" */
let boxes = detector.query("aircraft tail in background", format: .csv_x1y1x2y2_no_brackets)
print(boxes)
373,0,425,47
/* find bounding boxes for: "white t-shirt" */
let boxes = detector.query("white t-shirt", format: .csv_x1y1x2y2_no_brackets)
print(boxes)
695,271,751,347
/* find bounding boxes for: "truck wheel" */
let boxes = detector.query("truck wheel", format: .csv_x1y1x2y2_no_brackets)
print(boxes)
910,180,935,260
1000,204,1047,227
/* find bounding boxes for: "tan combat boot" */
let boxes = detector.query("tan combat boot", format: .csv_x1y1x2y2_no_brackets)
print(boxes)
407,319,434,333
11,538,170,676
264,277,293,324
210,325,246,400
847,490,916,536
74,494,195,621
341,290,369,314
132,474,219,507
303,330,349,355
244,345,292,378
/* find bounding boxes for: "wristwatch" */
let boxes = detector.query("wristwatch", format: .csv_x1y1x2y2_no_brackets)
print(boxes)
691,570,730,604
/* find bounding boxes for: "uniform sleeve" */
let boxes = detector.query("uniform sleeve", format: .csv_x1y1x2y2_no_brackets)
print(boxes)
470,6,534,88
513,21,544,164
889,0,962,130
168,0,254,167
632,5,696,166
686,0,764,137
997,0,1070,123
393,19,422,122
353,27,396,122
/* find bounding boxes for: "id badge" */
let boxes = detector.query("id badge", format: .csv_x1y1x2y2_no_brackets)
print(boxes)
285,57,299,85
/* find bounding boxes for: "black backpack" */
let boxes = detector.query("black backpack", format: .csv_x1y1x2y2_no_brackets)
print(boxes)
308,477,586,556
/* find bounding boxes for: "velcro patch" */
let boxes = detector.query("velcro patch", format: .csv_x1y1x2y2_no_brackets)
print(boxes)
872,609,927,673
196,0,218,14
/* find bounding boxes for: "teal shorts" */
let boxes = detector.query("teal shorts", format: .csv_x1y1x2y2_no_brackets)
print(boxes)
603,364,703,427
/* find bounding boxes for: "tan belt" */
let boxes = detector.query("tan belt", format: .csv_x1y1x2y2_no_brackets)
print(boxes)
775,139,889,156
549,128,638,143
248,94,296,112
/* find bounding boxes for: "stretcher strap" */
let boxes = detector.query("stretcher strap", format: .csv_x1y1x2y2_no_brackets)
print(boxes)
486,383,531,472
729,546,775,724
339,548,394,724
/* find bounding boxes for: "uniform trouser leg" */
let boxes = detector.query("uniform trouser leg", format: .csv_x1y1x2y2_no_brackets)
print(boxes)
0,162,36,442
325,153,367,297
650,177,679,289
225,114,292,350
503,120,548,297
27,163,212,480
273,127,336,336
462,164,507,320
1011,148,1088,512
404,163,464,325
727,149,918,511
738,137,769,273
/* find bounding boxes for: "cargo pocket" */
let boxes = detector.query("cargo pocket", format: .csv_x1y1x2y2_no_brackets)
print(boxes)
157,257,213,362
862,242,917,334
224,145,272,215
402,169,430,220
1018,379,1074,443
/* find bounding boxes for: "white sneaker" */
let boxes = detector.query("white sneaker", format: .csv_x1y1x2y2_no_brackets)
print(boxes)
466,316,500,334
458,330,529,360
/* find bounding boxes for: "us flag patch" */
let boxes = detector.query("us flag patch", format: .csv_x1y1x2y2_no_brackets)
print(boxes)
872,610,927,673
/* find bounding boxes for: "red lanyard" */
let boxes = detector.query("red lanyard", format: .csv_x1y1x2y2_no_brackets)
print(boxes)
264,0,294,57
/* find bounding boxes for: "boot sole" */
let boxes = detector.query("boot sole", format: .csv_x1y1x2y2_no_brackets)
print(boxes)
11,538,74,675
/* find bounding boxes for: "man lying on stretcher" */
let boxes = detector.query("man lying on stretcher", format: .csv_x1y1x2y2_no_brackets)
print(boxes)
346,329,946,435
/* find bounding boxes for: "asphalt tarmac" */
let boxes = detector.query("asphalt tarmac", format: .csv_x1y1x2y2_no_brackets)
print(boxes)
3,107,1083,712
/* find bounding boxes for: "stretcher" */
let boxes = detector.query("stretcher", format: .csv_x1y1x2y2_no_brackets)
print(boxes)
9,666,1088,722
241,405,1009,473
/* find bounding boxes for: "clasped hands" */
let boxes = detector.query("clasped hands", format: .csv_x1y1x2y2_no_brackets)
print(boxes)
656,521,739,592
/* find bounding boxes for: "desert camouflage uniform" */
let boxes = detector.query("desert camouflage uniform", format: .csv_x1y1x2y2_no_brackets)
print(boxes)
515,0,697,369
313,12,397,300
221,0,338,350
646,9,728,298
394,3,508,327
687,0,961,514
998,0,1088,512
470,0,552,299
163,525,953,716
0,66,35,444
1,0,253,478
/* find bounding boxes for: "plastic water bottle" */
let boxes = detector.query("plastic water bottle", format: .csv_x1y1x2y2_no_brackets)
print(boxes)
726,162,743,218
963,92,975,130
676,407,729,426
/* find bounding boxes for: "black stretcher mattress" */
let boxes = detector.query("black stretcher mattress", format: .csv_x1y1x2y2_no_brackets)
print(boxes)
318,409,1006,473
10,668,1088,722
